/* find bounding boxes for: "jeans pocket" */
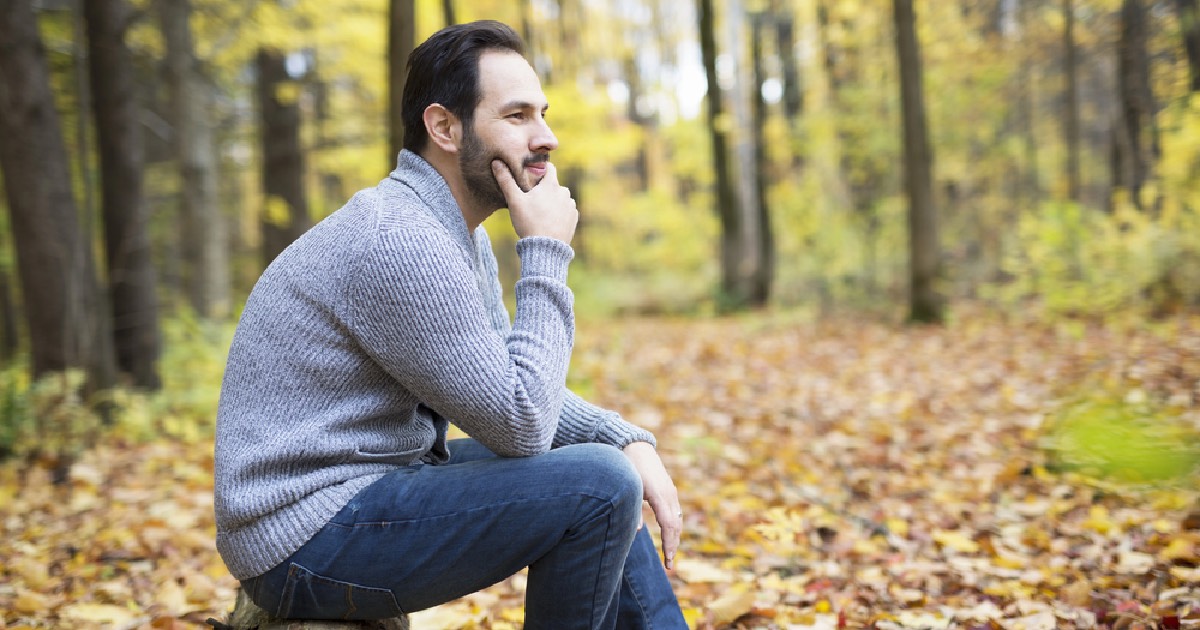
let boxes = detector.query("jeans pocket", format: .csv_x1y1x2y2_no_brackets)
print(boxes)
278,562,403,620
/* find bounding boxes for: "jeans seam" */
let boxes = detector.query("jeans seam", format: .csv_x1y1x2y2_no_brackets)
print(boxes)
326,491,618,528
624,563,653,629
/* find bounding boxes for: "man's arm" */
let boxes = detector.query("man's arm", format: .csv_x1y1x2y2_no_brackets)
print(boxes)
351,224,574,458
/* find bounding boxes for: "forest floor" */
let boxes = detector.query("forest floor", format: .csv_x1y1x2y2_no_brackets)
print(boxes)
2,306,1200,629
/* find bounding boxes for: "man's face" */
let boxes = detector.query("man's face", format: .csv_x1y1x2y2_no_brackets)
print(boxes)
459,51,558,211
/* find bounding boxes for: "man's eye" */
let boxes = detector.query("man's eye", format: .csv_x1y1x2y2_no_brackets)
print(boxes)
507,112,526,120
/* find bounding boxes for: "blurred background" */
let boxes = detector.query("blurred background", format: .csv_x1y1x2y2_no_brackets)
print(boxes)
0,0,1195,450
3,2,1200,626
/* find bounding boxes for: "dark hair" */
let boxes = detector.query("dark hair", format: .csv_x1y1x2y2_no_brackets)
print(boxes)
402,20,526,153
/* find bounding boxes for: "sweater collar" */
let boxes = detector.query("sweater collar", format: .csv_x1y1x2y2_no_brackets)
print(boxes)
388,150,475,257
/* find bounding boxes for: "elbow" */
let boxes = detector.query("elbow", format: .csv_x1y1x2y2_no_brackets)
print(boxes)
491,438,552,458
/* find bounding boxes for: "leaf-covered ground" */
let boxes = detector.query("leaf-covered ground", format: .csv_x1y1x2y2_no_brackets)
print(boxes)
2,309,1199,629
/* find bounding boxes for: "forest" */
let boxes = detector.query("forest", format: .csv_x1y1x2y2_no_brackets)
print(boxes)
1,0,1199,627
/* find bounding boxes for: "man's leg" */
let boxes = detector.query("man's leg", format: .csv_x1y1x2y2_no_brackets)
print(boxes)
601,527,689,630
448,439,685,629
244,439,642,629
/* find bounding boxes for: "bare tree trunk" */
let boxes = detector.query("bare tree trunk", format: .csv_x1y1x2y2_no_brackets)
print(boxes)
0,268,18,363
750,14,774,304
726,0,768,308
84,0,161,389
1018,0,1040,207
388,0,415,166
699,0,751,310
1178,0,1200,92
442,0,455,26
158,0,229,319
893,0,942,323
773,11,802,119
257,49,310,268
1063,0,1081,203
0,0,118,389
1116,0,1155,210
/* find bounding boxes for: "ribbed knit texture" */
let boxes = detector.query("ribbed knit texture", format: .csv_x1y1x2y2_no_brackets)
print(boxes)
214,151,655,580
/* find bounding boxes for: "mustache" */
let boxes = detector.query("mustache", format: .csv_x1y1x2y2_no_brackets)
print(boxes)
522,154,549,167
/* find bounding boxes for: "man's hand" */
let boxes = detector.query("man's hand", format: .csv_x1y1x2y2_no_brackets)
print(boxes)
492,159,578,243
623,441,682,570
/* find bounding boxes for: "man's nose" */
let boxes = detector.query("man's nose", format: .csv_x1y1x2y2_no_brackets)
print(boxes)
532,119,558,153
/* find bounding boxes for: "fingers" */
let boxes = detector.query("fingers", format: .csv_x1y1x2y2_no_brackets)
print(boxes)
623,442,683,569
538,160,560,188
650,494,683,570
491,160,521,202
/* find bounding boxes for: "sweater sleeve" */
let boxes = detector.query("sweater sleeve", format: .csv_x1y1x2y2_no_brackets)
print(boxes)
474,230,657,450
350,227,574,457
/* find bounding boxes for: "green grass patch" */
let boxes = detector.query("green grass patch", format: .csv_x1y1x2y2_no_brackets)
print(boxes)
1045,393,1200,484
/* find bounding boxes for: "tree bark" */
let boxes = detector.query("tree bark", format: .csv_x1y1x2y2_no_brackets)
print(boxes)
85,0,162,389
774,13,803,119
388,0,415,166
0,0,118,389
0,268,18,364
750,14,774,304
725,0,768,308
893,0,942,323
442,0,455,26
1063,0,1081,203
1178,0,1200,92
158,0,230,319
1116,0,1156,210
698,0,751,310
257,48,310,268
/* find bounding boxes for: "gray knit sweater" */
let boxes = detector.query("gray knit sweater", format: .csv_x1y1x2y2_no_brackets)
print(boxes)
214,151,655,580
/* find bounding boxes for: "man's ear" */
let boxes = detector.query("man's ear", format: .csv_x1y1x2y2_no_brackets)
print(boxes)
423,104,461,154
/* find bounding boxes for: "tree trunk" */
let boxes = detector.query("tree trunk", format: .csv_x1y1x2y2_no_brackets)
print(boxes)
1116,0,1155,210
158,0,230,319
1178,0,1200,92
224,588,408,629
893,0,942,323
774,13,803,119
84,0,162,389
0,268,19,364
442,0,455,26
698,0,750,310
388,0,415,166
257,48,310,268
1017,0,1040,207
725,0,768,308
750,14,774,304
0,0,119,389
1063,0,1081,203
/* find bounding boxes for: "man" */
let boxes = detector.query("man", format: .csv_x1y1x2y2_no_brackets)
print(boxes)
214,20,686,629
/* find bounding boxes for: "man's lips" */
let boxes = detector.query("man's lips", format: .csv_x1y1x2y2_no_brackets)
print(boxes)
522,154,549,179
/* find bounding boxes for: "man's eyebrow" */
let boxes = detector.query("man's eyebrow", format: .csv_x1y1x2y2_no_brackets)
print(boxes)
500,100,550,112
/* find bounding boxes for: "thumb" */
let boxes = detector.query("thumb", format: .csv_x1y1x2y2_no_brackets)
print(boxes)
491,160,522,201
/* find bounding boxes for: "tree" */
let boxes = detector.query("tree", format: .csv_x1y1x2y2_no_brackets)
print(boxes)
750,13,775,303
1064,0,1081,203
0,0,118,388
157,0,230,319
388,0,415,166
1115,0,1158,210
85,0,162,389
1177,0,1200,92
698,0,747,309
893,0,942,323
257,48,310,267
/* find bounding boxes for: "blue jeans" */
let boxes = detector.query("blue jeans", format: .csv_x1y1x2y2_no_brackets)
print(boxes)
240,439,686,629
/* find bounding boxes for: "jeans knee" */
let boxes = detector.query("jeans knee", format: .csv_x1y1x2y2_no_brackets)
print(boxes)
560,443,643,524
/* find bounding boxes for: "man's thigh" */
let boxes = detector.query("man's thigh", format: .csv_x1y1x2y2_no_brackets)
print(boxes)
286,441,638,612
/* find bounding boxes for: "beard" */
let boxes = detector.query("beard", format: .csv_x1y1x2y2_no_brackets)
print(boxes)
459,124,548,211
